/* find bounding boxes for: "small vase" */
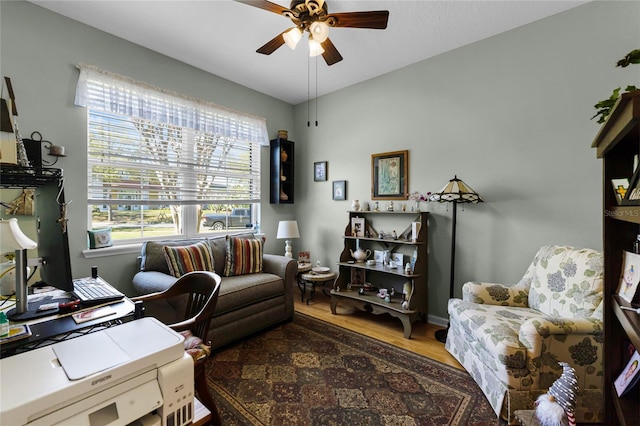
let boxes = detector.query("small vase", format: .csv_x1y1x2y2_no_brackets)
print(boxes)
351,199,360,211
415,201,421,212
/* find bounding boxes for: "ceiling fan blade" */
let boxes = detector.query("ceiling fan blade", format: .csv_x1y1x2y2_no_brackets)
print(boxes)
235,0,291,16
327,11,389,29
256,31,287,55
321,38,343,66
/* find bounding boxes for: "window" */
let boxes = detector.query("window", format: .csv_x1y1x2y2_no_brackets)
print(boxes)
75,64,267,243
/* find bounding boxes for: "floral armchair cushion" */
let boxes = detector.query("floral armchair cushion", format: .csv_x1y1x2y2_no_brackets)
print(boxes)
445,245,604,424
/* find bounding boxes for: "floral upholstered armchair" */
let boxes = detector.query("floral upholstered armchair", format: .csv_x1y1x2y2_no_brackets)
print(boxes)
445,245,604,424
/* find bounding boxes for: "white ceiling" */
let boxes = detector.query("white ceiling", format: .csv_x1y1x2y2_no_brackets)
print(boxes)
30,0,587,105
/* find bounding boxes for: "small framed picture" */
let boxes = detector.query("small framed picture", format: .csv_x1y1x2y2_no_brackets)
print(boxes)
351,217,365,237
392,252,403,266
617,251,640,303
350,268,366,287
374,250,385,264
298,251,310,263
333,180,346,201
612,178,630,205
314,161,327,181
615,350,640,396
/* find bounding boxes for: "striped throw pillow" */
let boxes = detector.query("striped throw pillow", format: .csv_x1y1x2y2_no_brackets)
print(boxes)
224,236,263,277
163,241,214,278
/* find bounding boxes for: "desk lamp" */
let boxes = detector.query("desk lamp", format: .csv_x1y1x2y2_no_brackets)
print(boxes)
1,218,37,319
276,220,299,258
430,176,483,343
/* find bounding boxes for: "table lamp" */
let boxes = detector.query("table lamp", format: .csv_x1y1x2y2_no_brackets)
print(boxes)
1,218,37,319
430,175,483,343
276,220,299,258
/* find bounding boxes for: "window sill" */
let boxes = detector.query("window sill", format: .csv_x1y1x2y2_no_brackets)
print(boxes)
82,243,142,259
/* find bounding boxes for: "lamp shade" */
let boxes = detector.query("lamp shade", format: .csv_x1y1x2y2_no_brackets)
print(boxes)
309,21,329,43
277,220,300,239
308,38,325,57
431,175,482,203
0,218,37,250
283,27,302,50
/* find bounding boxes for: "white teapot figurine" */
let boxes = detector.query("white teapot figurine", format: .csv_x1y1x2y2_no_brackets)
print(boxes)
350,247,371,263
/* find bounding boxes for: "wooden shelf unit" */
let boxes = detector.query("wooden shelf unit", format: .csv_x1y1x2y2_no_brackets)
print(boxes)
331,210,428,338
269,138,294,204
592,90,640,426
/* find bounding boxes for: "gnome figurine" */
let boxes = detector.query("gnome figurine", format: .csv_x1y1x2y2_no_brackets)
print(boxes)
535,362,578,426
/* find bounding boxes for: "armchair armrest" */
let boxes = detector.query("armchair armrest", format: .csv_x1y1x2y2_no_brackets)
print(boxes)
519,316,604,359
462,281,529,307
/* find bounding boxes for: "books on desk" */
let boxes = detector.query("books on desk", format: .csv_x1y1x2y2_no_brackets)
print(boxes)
0,324,31,344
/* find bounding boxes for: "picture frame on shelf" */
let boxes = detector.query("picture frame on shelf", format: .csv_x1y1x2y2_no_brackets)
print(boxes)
623,166,640,205
611,178,630,205
374,249,385,264
351,216,365,238
371,150,408,200
392,252,403,267
314,161,327,182
614,349,640,396
350,268,366,287
617,250,640,303
333,180,346,201
298,251,310,264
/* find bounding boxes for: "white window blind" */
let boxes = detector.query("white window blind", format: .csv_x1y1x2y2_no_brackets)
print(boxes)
75,64,267,206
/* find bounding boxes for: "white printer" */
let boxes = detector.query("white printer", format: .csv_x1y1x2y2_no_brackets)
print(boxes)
0,317,194,426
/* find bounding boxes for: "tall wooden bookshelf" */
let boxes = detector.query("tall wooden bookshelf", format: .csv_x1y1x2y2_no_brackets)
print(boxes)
592,89,640,426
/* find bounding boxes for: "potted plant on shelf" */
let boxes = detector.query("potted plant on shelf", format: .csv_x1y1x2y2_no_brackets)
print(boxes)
591,49,639,124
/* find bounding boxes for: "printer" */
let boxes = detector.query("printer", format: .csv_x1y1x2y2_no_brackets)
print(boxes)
0,317,194,426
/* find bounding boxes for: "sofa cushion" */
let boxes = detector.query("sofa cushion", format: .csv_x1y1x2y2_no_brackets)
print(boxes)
223,235,263,277
163,241,214,278
141,239,204,274
215,273,283,315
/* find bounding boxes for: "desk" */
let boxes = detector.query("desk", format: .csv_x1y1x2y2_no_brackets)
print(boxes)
0,294,135,358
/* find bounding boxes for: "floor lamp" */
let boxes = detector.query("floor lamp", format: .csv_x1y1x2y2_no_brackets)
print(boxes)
431,176,482,344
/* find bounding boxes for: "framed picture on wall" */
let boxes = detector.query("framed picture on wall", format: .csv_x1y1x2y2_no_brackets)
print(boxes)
314,161,327,181
371,150,408,200
333,180,346,201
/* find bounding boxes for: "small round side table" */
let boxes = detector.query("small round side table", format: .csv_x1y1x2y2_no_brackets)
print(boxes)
299,270,337,305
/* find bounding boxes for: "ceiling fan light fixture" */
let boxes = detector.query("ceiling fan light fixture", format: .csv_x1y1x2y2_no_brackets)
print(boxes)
309,21,329,43
308,38,325,57
283,27,302,50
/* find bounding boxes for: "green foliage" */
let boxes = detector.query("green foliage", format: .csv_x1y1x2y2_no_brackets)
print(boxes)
592,49,640,124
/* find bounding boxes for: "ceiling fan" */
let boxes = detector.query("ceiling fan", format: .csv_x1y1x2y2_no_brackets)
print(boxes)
236,0,389,66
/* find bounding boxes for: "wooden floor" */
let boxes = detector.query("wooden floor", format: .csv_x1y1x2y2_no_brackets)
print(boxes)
293,291,463,370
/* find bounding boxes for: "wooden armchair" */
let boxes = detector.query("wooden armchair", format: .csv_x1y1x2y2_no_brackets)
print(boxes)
132,271,222,425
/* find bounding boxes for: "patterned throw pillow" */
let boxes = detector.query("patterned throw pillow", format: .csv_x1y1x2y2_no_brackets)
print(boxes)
224,236,263,277
87,228,113,249
162,241,214,278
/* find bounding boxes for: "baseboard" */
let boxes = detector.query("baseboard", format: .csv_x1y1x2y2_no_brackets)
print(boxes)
427,314,448,328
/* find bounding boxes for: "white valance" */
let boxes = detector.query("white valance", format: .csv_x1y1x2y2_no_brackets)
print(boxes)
74,63,269,146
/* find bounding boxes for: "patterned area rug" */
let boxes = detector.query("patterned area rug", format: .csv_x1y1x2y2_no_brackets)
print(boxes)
206,313,498,425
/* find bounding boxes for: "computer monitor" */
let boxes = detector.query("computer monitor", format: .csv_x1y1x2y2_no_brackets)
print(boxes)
35,179,74,293
6,178,74,321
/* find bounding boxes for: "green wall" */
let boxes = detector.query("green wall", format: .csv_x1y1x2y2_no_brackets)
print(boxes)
291,1,640,322
0,0,295,295
1,1,639,323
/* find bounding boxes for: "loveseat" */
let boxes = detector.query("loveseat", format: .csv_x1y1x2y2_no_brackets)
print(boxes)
132,232,297,349
445,245,604,424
